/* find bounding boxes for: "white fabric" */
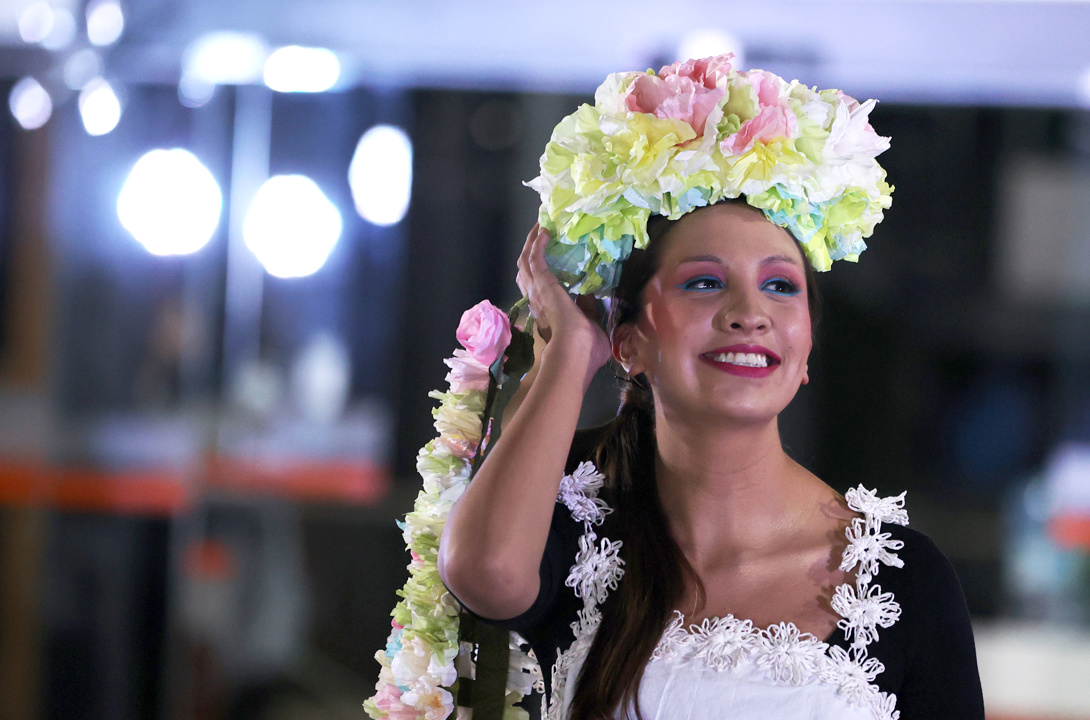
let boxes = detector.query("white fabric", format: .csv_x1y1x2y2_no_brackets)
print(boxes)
561,649,876,720
548,465,908,720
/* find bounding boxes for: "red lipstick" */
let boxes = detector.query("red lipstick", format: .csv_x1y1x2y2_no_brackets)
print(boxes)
699,344,780,378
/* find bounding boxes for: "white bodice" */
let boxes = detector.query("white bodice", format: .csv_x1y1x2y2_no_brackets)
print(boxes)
547,462,909,720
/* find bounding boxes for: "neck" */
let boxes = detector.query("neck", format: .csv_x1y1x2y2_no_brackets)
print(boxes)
653,411,808,562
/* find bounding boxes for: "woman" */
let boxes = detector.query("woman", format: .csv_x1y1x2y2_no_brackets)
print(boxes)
438,56,984,720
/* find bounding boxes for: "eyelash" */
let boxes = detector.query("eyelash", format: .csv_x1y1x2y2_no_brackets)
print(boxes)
763,278,800,296
679,276,801,296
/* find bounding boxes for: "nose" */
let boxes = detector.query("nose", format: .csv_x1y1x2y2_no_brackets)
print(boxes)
716,286,769,334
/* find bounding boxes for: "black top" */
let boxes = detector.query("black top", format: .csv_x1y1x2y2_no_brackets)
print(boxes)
482,430,986,719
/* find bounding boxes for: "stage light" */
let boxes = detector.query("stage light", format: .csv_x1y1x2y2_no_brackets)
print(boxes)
18,2,52,44
118,149,223,256
1078,67,1090,108
86,0,124,46
9,77,52,130
65,49,103,90
677,29,744,68
41,8,76,50
183,31,267,86
243,175,342,278
348,125,412,226
178,74,216,108
263,46,340,93
79,78,122,136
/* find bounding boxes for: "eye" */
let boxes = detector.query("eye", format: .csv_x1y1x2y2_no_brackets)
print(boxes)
680,275,723,291
762,277,801,296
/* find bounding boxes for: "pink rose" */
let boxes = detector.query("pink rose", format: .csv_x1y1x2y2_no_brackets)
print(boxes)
658,54,734,89
456,300,512,366
720,70,798,155
624,54,734,138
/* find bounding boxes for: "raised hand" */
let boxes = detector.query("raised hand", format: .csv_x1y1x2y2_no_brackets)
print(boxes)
515,225,611,384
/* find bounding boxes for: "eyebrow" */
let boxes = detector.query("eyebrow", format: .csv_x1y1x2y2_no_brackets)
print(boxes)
677,254,802,267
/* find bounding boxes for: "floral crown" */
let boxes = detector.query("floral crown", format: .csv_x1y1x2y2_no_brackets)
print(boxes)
526,54,894,296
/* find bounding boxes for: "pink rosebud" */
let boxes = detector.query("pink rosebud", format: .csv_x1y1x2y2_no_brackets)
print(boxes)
456,300,512,366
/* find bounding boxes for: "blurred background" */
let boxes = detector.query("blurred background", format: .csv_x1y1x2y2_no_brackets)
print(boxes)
1,0,1089,718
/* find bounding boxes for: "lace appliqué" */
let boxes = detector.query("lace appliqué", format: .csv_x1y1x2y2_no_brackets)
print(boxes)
549,475,907,720
557,461,610,525
549,461,624,719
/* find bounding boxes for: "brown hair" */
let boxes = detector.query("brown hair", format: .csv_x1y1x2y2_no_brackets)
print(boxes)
568,202,821,720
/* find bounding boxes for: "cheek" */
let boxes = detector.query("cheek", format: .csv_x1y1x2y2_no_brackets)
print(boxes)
786,310,812,359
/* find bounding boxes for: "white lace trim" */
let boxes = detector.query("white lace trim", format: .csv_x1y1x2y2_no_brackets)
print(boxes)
549,462,623,719
548,468,908,720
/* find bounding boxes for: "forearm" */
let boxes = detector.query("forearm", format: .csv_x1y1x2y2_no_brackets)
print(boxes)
438,333,597,619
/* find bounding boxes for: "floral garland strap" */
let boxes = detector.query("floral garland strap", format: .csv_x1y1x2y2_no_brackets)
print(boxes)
365,298,538,720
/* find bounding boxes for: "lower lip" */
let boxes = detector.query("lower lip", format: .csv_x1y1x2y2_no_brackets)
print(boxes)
699,356,779,378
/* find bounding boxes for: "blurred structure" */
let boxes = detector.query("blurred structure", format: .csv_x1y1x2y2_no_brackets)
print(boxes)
0,1,1089,719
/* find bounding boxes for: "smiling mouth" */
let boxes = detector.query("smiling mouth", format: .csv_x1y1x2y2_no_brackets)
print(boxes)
703,351,773,368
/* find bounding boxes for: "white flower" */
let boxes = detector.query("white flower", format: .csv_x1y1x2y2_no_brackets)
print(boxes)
755,623,827,684
832,583,901,650
821,645,886,706
565,533,624,604
868,688,901,720
840,517,905,583
391,636,448,688
689,615,756,671
557,461,611,525
400,684,455,720
845,486,909,526
651,611,691,661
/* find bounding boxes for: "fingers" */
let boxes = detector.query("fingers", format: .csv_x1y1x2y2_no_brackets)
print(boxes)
515,224,543,299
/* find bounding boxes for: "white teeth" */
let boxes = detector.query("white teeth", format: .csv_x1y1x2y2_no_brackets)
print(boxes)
709,352,769,367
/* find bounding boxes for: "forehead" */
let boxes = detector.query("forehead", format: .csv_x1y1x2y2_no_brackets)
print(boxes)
657,203,803,266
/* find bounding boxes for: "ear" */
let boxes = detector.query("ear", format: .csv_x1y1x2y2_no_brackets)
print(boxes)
611,324,645,377
800,338,812,385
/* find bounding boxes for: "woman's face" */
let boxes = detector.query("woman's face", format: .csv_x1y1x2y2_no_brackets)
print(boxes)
615,203,813,427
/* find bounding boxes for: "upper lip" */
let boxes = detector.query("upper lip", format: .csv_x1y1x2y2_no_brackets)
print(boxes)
702,344,781,364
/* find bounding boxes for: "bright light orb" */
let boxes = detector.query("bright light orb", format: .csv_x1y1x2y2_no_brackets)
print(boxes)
263,46,340,93
118,149,223,256
348,125,412,226
86,0,125,46
18,2,53,43
41,7,76,50
79,78,122,136
183,31,267,86
677,29,745,69
9,77,52,130
1078,66,1090,108
243,175,342,278
65,49,103,90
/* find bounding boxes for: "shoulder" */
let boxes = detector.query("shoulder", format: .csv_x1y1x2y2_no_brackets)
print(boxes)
882,525,967,613
874,524,986,718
